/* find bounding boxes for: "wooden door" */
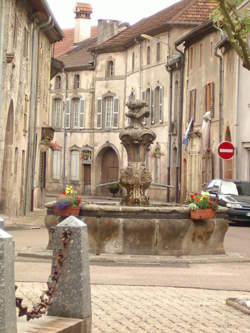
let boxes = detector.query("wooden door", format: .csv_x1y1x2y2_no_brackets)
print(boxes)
101,148,118,194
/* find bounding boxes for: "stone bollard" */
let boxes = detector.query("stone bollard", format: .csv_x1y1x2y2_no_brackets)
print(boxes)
48,216,92,332
0,217,4,229
0,229,17,333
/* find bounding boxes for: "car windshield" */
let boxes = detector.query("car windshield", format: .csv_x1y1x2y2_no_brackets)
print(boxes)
220,181,250,196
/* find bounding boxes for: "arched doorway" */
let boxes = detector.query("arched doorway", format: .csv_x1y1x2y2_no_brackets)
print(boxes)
96,146,119,195
1,100,14,211
224,126,233,179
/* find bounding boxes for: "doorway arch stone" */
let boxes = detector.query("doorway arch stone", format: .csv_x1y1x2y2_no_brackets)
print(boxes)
1,100,14,211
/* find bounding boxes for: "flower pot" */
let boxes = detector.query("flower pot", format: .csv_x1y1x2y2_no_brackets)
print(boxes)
190,208,215,220
40,144,49,152
53,205,80,217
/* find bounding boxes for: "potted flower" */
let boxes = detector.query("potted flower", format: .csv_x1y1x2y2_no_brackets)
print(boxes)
40,138,59,151
54,185,81,216
187,192,218,220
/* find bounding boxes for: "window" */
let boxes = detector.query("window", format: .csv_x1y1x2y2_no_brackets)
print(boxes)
13,15,18,48
70,150,80,181
132,52,135,71
156,42,161,62
154,87,164,124
147,46,151,65
107,61,114,77
205,82,215,117
72,98,85,129
159,87,163,122
189,89,197,121
55,76,61,89
73,74,80,89
98,96,120,129
189,47,194,71
52,150,61,180
52,99,62,129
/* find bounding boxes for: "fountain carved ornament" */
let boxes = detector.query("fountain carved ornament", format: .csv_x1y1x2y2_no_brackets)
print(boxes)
119,100,156,206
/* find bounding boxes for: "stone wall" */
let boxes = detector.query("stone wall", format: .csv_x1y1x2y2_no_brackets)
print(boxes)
46,203,229,256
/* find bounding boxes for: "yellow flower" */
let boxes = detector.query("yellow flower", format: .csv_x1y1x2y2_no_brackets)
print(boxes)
65,185,73,194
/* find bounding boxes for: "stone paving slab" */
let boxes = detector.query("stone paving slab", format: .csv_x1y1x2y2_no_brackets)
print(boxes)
16,282,250,333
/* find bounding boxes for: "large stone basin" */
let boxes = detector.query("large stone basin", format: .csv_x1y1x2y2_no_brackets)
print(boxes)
46,203,229,256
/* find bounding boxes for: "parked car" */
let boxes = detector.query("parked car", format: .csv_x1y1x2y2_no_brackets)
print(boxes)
205,179,250,222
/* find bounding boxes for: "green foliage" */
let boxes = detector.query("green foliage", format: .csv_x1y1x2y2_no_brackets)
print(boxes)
212,0,250,70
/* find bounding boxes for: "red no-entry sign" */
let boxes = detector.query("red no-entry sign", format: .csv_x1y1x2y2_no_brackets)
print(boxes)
218,141,235,160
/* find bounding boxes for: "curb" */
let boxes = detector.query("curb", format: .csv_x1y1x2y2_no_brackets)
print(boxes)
16,250,250,266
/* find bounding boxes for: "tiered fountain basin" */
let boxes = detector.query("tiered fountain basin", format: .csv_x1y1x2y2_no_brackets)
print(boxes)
45,202,229,256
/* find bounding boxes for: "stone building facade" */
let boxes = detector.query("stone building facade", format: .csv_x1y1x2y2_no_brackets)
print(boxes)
47,0,217,202
176,10,250,198
0,0,63,215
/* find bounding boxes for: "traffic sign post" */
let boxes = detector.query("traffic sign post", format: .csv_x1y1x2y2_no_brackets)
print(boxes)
218,141,235,160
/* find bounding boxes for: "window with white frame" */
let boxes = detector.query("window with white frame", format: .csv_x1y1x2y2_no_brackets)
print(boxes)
154,86,164,123
151,89,155,124
70,150,80,181
72,98,85,129
52,149,61,180
52,99,62,128
97,96,119,129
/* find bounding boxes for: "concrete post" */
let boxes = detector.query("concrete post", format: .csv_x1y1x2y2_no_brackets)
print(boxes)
0,229,17,333
48,216,91,332
0,217,4,229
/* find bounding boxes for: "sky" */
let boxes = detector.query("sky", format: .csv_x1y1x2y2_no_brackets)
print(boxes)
47,0,179,29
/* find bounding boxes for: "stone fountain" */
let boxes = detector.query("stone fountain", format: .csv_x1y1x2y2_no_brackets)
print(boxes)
119,100,156,206
45,99,229,256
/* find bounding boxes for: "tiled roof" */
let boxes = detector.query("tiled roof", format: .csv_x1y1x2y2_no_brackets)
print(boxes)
75,3,92,13
58,37,97,69
92,0,217,53
53,28,74,58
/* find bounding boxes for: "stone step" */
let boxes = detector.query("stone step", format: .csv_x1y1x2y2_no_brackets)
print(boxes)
17,316,87,333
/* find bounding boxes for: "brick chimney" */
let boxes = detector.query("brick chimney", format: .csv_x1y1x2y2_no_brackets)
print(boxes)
74,3,92,44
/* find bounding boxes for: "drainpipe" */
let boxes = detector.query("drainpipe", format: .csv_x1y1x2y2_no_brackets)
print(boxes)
165,65,173,202
31,16,53,211
234,56,240,179
62,71,68,191
0,0,6,121
214,40,224,179
175,44,184,202
24,21,37,214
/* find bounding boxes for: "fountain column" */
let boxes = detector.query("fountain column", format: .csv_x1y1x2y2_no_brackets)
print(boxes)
119,100,156,206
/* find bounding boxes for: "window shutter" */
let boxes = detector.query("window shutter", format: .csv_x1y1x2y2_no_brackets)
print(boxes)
52,150,61,179
142,91,145,101
65,99,70,128
113,97,119,128
151,89,155,124
70,151,79,181
193,89,197,121
55,100,61,128
210,82,215,117
80,99,85,128
159,87,164,122
52,100,56,127
97,98,102,128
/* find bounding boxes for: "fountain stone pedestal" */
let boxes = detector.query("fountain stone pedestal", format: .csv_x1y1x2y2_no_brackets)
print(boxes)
119,100,156,206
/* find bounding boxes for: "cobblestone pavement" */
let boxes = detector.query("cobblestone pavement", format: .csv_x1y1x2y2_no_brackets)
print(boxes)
16,282,250,333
